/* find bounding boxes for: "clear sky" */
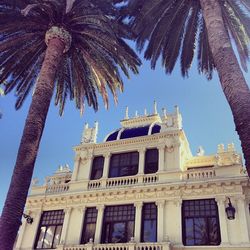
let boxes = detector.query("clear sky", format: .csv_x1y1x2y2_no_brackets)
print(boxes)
0,51,249,213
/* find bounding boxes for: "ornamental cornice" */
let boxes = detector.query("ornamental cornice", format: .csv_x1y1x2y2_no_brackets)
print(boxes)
25,177,249,210
74,131,182,153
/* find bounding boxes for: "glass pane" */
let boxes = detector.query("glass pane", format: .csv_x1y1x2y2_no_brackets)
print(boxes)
83,223,96,243
194,218,207,245
43,226,55,248
52,225,62,248
185,218,194,246
111,222,126,243
127,221,135,242
208,217,220,245
143,220,157,242
36,226,46,248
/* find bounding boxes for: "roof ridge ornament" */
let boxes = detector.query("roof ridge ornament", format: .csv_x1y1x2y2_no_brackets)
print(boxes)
153,101,158,115
125,106,129,120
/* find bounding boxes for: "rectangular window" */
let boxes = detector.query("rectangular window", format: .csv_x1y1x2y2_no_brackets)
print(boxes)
141,203,157,242
109,152,139,178
182,199,221,246
144,149,158,174
81,207,98,244
35,210,64,249
101,205,135,243
90,156,104,180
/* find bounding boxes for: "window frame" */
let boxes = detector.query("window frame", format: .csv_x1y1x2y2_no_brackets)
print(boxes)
90,156,104,180
101,204,135,243
182,199,221,246
80,207,98,244
141,203,157,242
34,210,65,249
144,148,159,174
109,151,139,178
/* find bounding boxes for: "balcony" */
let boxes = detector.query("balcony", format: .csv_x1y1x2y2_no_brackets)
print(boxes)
88,173,158,190
57,242,171,250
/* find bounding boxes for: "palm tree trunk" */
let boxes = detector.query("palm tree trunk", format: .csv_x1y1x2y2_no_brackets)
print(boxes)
200,0,250,176
0,38,65,250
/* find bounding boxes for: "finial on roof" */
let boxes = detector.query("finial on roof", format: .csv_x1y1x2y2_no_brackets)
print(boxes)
175,105,179,114
162,108,167,117
125,106,129,119
197,146,205,156
144,108,148,116
94,121,98,129
84,123,89,129
135,111,138,117
153,101,158,115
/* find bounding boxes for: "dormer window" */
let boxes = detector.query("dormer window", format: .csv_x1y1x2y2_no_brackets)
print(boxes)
90,156,104,180
144,149,158,174
109,152,139,178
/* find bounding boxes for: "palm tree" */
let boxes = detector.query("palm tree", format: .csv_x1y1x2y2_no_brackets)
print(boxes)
0,0,141,248
122,0,250,175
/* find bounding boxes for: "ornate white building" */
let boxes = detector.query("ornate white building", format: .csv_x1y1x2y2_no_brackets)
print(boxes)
15,105,250,250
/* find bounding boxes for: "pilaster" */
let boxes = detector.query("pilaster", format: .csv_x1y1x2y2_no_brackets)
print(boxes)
76,207,86,244
95,205,105,243
156,200,165,242
138,148,146,174
236,197,250,243
102,153,111,178
158,145,165,172
60,207,72,244
134,202,143,242
71,155,81,181
215,197,229,245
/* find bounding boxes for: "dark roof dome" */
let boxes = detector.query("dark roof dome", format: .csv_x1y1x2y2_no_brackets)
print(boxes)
105,124,161,142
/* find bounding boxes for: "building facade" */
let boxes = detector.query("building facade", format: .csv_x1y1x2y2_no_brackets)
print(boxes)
15,105,250,250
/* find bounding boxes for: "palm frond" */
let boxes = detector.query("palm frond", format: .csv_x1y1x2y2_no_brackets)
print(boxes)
197,18,215,80
181,2,200,77
0,0,141,114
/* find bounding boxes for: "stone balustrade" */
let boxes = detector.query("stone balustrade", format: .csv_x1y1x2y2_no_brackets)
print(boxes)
60,242,171,250
31,165,242,196
182,168,215,180
45,183,70,194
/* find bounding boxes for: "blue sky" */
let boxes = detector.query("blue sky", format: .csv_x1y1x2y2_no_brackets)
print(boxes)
0,54,249,213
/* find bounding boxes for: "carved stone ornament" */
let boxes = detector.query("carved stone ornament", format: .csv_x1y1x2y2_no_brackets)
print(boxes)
45,26,72,53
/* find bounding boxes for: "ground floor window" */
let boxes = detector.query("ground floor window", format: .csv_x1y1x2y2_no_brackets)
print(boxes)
81,207,98,243
101,205,135,243
182,199,221,246
35,210,64,249
141,203,157,242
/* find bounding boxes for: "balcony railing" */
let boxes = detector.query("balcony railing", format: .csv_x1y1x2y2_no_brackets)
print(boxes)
59,242,171,250
87,173,159,190
46,183,70,194
32,166,222,196
181,168,215,180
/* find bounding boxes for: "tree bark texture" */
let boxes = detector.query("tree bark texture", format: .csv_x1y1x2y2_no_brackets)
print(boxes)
200,0,250,176
0,38,65,250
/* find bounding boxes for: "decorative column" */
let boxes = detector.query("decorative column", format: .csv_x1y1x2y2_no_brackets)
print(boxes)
71,155,81,181
236,197,250,243
158,145,165,172
216,198,229,245
156,200,165,242
102,153,111,178
76,207,86,244
95,205,105,243
174,199,182,244
138,148,145,175
134,202,143,242
60,207,72,244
